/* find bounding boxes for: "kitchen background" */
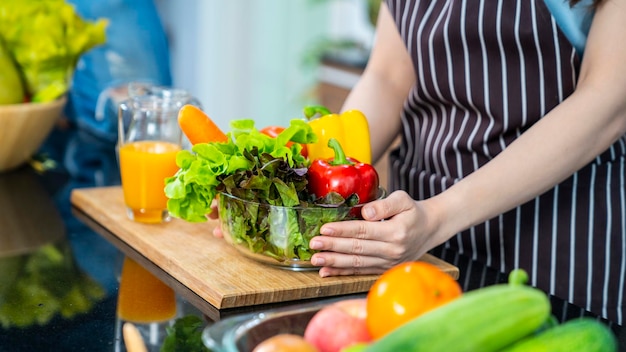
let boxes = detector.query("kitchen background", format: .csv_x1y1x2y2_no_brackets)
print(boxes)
155,0,377,130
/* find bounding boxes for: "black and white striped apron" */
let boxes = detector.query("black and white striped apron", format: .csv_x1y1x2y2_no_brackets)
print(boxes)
386,0,625,324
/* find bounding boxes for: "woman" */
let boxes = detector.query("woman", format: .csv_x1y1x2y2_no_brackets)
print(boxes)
308,0,626,324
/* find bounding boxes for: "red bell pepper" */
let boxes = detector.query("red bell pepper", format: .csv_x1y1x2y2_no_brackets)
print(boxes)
307,138,379,204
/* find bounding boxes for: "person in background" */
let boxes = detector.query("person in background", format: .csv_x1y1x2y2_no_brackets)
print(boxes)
41,0,172,187
308,0,626,325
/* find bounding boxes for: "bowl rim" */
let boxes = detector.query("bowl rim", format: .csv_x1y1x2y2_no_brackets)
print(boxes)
0,95,67,111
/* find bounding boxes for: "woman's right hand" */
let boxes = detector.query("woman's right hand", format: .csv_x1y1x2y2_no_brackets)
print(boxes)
308,190,452,277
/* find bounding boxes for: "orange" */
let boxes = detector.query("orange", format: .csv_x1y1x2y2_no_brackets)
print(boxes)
366,261,462,339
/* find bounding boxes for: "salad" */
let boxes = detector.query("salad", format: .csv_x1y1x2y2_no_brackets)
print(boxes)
165,118,365,262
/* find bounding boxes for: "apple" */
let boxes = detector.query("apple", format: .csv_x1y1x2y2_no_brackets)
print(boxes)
304,298,372,352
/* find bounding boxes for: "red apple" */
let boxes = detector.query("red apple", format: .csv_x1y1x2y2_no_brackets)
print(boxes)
304,298,372,352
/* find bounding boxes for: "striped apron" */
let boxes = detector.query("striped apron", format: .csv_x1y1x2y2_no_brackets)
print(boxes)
386,0,625,324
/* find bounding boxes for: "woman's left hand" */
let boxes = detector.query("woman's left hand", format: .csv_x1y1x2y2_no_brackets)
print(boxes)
309,190,448,277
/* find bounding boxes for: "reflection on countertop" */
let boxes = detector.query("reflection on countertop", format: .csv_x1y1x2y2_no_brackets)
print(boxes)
0,165,120,351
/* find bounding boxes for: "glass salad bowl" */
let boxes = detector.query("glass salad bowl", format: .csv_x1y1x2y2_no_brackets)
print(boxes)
218,187,386,271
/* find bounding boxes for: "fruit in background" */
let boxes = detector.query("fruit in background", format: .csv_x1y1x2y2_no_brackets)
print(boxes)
304,298,372,352
366,261,462,339
0,1,107,103
253,333,318,352
260,125,308,157
0,39,24,104
177,104,228,145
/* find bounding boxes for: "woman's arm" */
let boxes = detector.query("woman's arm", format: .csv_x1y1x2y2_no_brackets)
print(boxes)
431,0,626,239
341,3,415,164
310,0,626,277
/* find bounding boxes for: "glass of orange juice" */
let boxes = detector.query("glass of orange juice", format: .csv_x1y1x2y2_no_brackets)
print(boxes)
118,90,189,223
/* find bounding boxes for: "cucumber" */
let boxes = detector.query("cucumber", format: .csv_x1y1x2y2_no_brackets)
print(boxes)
501,317,617,352
364,283,551,352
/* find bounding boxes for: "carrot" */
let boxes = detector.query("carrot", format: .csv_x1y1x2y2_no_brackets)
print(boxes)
177,104,228,144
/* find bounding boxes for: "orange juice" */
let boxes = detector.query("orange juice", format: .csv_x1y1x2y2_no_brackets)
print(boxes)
117,257,177,323
119,140,181,223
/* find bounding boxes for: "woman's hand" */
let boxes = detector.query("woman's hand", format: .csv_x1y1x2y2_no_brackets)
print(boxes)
309,190,449,277
207,198,223,238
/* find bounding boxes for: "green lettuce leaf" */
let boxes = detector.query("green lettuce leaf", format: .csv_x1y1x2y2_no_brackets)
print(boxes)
165,118,315,222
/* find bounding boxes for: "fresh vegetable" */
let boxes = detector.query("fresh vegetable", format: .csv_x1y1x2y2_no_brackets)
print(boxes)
500,317,617,352
0,38,24,104
363,269,551,352
0,0,107,102
261,125,308,157
161,315,210,352
307,138,379,204
177,104,228,145
216,149,362,262
365,261,462,339
165,118,317,222
304,105,372,164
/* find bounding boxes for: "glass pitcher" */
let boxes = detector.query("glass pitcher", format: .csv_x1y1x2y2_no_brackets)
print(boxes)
116,84,200,223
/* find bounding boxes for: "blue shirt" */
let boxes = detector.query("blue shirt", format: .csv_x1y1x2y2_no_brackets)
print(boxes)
543,0,595,56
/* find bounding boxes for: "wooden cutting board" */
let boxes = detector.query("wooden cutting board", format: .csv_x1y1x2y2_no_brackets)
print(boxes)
70,186,459,310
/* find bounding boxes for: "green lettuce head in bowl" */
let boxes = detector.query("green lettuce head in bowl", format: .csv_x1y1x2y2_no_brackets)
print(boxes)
218,186,386,270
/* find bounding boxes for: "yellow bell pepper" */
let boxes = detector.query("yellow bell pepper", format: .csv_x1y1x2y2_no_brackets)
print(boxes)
304,105,372,164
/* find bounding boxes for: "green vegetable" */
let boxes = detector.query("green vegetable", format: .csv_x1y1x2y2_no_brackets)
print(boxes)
0,38,24,104
0,0,107,102
165,118,317,222
218,166,360,262
161,315,210,352
501,317,617,352
166,118,364,261
364,269,551,352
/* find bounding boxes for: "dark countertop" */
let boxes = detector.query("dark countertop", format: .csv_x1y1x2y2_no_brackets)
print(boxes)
0,143,623,351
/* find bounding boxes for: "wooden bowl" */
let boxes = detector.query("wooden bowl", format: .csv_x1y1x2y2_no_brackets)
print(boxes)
0,167,65,257
0,97,67,172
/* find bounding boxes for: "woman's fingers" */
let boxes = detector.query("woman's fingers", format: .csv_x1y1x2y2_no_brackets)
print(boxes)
309,190,436,277
359,190,416,221
207,199,219,219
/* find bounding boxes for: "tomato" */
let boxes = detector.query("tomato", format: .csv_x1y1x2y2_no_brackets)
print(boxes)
260,126,308,157
252,333,318,352
365,261,462,339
